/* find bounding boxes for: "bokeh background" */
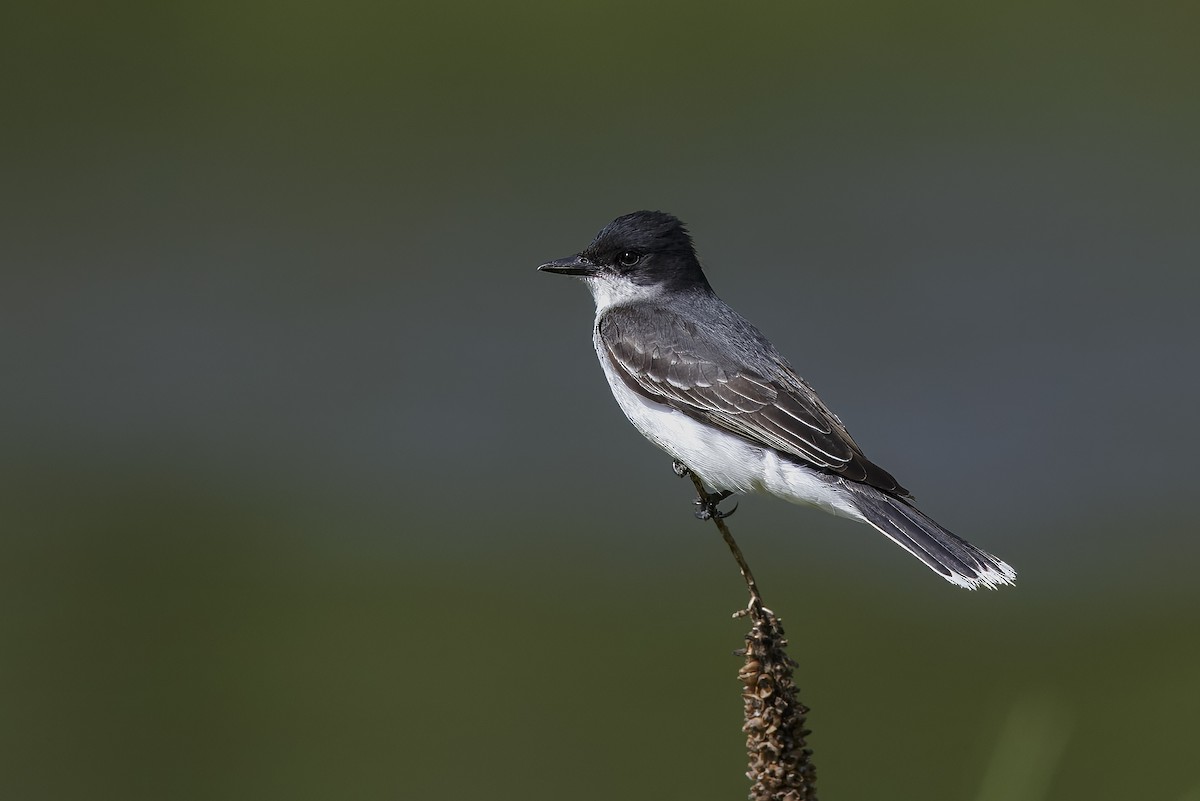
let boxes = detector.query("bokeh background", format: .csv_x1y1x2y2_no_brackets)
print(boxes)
3,2,1198,799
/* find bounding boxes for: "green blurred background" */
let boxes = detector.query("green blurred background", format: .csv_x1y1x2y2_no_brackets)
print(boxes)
2,2,1198,799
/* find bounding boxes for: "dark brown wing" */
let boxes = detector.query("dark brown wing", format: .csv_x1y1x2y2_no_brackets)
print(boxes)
599,305,909,496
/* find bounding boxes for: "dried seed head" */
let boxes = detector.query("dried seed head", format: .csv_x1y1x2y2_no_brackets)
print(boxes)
739,606,817,800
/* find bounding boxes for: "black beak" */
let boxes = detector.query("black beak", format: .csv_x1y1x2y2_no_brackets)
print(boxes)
538,254,599,276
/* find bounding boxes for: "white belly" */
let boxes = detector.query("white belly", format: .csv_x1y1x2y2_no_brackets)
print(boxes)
593,334,866,523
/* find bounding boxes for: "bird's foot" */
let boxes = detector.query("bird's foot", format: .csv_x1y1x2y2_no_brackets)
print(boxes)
675,461,737,519
695,490,737,520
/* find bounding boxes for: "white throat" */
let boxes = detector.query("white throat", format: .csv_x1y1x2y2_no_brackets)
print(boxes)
583,273,664,315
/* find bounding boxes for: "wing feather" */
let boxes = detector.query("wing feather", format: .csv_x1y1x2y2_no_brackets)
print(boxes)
600,305,908,496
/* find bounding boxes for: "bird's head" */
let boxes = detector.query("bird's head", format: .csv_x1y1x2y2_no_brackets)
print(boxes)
538,211,711,307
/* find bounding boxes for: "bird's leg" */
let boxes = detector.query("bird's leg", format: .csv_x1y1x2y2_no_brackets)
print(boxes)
673,461,737,519
695,489,737,520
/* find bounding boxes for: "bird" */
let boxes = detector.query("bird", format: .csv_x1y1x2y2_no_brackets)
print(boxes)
538,210,1015,590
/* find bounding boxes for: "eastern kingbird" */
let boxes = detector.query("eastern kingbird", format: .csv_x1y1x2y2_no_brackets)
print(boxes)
539,210,1015,590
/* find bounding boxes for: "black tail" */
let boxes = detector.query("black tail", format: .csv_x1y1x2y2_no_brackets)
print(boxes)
843,482,1016,590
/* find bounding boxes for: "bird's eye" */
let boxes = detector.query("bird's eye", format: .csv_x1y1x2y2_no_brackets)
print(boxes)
618,251,641,267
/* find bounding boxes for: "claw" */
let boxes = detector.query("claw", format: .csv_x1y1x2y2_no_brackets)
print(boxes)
694,491,736,520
